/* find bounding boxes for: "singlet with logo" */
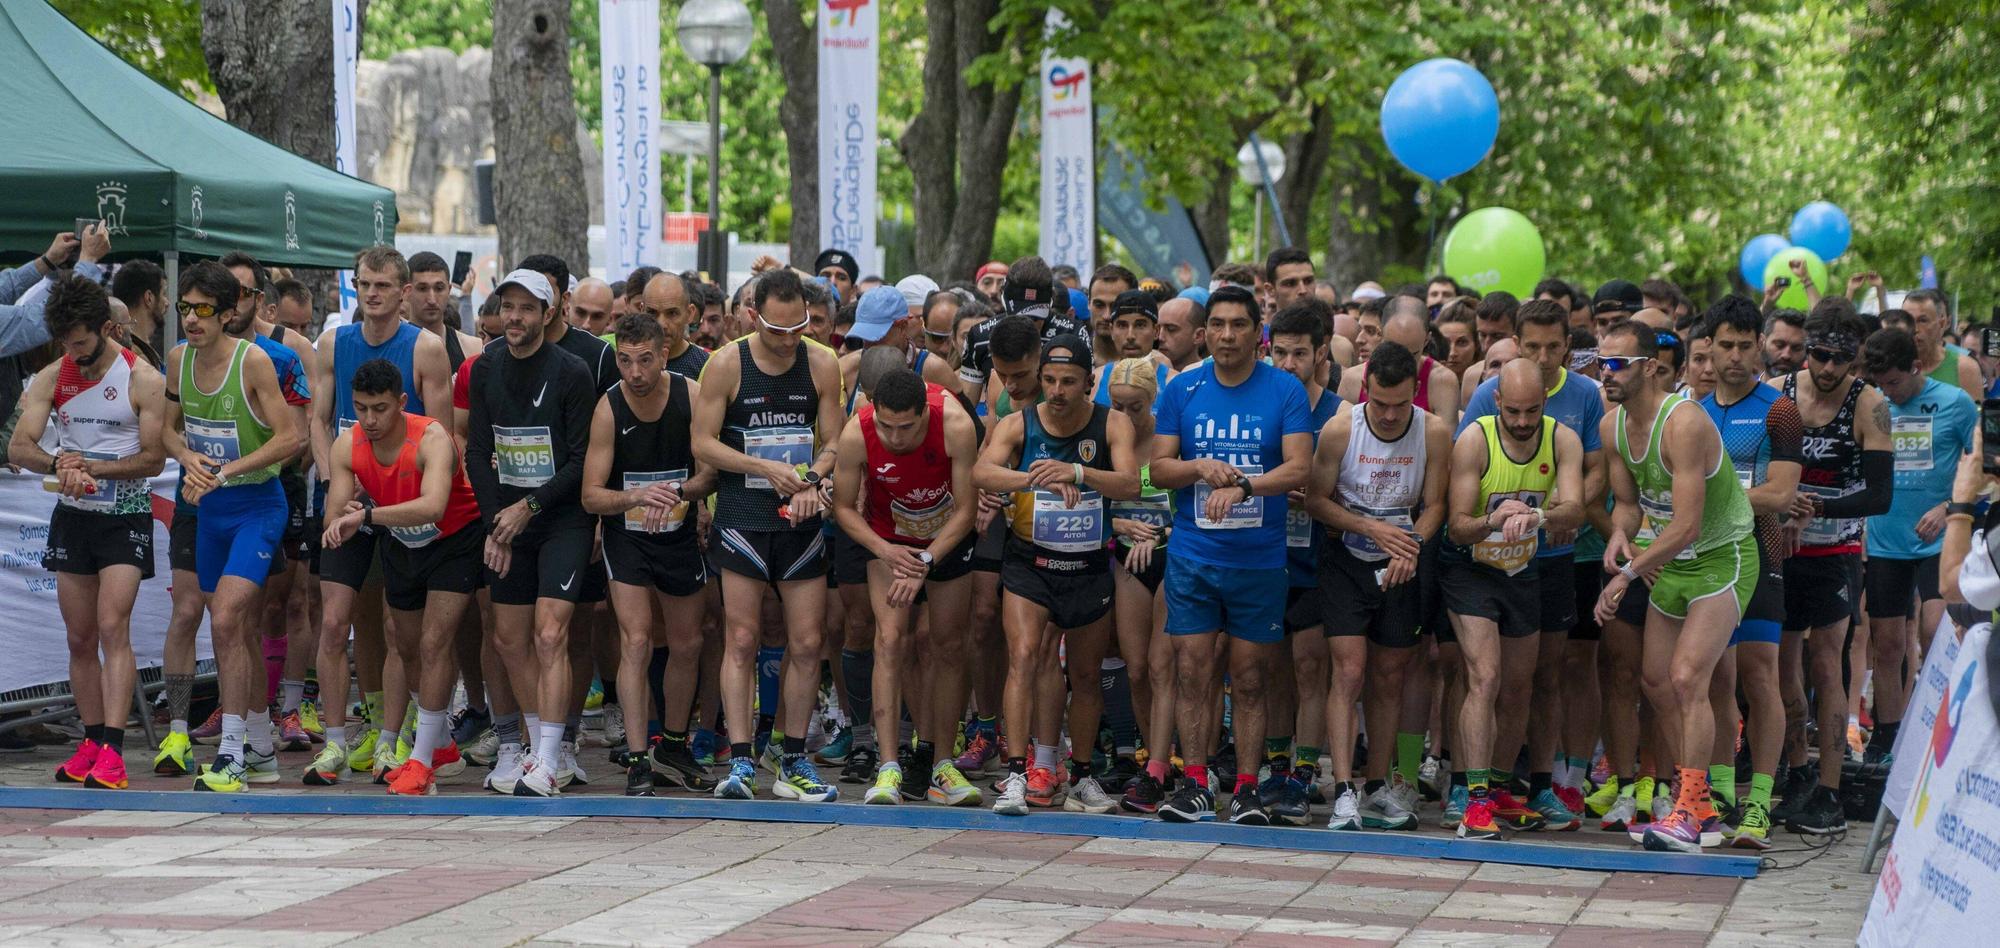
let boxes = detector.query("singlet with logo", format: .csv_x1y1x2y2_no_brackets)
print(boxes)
333,322,424,432
1616,392,1752,561
1335,401,1428,564
1286,388,1344,587
1783,373,1866,556
1701,385,1805,571
861,384,956,547
350,413,480,547
1006,403,1114,568
1870,378,1977,559
604,374,697,539
463,338,596,528
717,339,821,532
50,348,148,514
1459,368,1605,558
1154,360,1314,570
1446,414,1556,576
179,339,277,488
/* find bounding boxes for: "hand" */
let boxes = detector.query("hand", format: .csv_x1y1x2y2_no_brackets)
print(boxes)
1953,429,1990,505
1602,530,1634,576
1202,485,1247,523
460,270,478,296
784,483,825,523
1124,538,1154,575
55,464,98,501
1193,459,1240,488
1502,511,1542,543
484,535,514,577
1762,280,1785,308
1787,491,1817,523
1789,257,1808,279
1594,572,1632,625
1112,517,1160,547
633,481,684,532
77,222,109,265
1026,458,1077,488
322,509,363,549
763,461,808,496
53,452,89,475
1917,502,1950,543
1287,488,1308,505
41,231,79,268
1847,272,1880,296
1050,481,1082,509
1780,520,1803,558
1545,525,1578,547
492,498,534,544
878,544,927,581
887,575,924,609
750,254,783,275
180,451,221,496
977,490,1004,530
1364,519,1420,561
1382,553,1417,588
1488,499,1532,525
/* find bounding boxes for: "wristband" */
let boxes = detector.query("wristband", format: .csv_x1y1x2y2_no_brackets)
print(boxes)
1619,563,1639,582
1947,502,1978,517
1073,462,1083,485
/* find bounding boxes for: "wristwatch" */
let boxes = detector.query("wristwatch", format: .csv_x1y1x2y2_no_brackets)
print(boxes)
802,470,823,487
1619,562,1640,582
1233,473,1253,496
1948,502,1979,517
362,507,373,529
524,494,543,516
917,550,935,570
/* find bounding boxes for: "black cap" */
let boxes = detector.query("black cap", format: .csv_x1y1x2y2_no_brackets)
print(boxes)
814,249,858,283
1040,333,1093,370
1004,276,1054,315
1592,279,1643,314
1110,289,1158,322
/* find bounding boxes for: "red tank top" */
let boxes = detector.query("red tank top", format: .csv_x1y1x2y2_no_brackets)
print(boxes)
1359,355,1435,411
351,412,481,546
860,384,955,546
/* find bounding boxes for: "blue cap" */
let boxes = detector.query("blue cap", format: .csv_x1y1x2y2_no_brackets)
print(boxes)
1067,287,1088,321
848,285,909,343
813,275,842,308
1176,286,1210,307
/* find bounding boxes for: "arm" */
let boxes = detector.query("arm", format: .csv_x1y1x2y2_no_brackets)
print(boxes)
5,365,58,472
1542,426,1586,533
679,379,718,501
809,346,845,479
161,346,192,469
920,352,959,392
1940,435,1987,607
1957,352,1983,405
414,332,452,421
220,348,304,482
1081,410,1142,501
1814,388,1894,518
1445,427,1493,546
579,396,626,516
527,362,596,512
318,430,363,547
309,327,337,475
972,414,1032,493
1748,460,1803,517
829,420,875,549
1430,363,1459,429
0,261,103,358
1416,412,1452,542
368,424,455,527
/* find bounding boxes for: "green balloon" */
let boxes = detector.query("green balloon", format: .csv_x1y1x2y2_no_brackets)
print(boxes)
1442,207,1545,298
1762,247,1829,311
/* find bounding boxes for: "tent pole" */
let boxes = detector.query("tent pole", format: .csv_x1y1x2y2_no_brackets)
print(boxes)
164,252,179,347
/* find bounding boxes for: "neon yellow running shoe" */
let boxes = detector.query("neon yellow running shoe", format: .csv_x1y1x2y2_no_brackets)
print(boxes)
347,728,380,773
153,731,194,777
584,680,604,711
864,764,902,804
1583,775,1622,817
299,701,324,739
928,762,982,807
1633,775,1656,820
304,741,347,786
193,754,247,793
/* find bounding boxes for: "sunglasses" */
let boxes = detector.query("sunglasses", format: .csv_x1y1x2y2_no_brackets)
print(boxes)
759,314,811,336
1599,355,1652,373
1807,347,1856,365
176,301,220,320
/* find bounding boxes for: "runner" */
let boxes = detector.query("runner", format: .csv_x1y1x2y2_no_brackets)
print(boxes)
1904,289,1982,404
1593,319,1759,853
1091,290,1172,406
635,271,711,380
1345,305,1458,427
1150,285,1315,825
1103,358,1178,814
976,333,1140,815
831,366,983,806
321,359,482,795
10,276,167,790
691,268,847,803
581,314,719,796
957,256,1084,411
463,268,600,798
1307,340,1450,831
1441,359,1583,838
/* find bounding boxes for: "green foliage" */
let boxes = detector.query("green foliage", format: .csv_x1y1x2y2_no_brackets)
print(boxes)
50,0,210,95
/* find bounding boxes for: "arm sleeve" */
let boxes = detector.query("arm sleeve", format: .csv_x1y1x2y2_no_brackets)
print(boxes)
464,359,501,522
1766,396,1805,465
1817,450,1894,518
530,361,595,511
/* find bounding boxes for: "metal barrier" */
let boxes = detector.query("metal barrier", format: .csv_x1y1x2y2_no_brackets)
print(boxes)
0,659,219,748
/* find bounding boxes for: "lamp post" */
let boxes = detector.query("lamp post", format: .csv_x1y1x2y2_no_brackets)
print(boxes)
676,0,753,280
1236,138,1287,261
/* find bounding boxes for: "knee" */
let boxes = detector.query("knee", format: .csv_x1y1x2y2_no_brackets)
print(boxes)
1463,662,1499,699
95,618,132,652
1293,651,1328,692
532,624,566,655
1006,641,1041,678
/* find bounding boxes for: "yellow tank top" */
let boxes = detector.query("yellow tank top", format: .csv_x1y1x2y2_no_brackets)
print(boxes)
1469,414,1557,575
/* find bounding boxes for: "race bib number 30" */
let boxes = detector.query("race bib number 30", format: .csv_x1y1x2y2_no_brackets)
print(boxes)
1892,415,1934,472
1032,489,1103,552
494,426,556,488
743,427,813,490
623,470,690,533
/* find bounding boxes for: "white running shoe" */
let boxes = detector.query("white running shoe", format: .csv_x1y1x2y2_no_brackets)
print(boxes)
1063,776,1117,814
513,757,560,797
1360,782,1417,830
602,704,626,748
558,740,585,787
463,729,499,767
1326,785,1362,830
485,742,525,794
993,771,1029,816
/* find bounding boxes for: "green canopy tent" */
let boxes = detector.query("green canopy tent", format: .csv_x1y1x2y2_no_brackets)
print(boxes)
0,0,396,276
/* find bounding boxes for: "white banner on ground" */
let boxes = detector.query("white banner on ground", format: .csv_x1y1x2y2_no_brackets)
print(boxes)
1861,622,1999,946
0,469,210,696
600,0,660,275
333,0,360,312
1037,10,1093,277
1884,614,1966,818
817,0,877,277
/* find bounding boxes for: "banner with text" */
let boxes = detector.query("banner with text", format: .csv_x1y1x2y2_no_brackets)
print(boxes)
817,0,878,277
1885,615,1967,818
1038,10,1093,276
333,0,360,315
600,0,661,275
1862,622,1998,946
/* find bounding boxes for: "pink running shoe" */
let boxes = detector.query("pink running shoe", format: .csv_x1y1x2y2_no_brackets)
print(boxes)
55,739,101,783
190,707,225,745
953,730,999,776
278,711,311,752
84,750,129,789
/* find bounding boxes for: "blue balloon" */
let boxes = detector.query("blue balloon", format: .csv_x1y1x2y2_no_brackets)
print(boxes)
1739,233,1789,291
1789,201,1851,261
1379,59,1500,182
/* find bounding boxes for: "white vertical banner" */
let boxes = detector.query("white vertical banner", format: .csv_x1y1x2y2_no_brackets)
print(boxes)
817,0,877,276
333,0,360,315
600,0,660,275
1038,10,1093,277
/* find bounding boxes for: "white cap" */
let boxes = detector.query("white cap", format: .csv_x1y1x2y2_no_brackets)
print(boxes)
895,274,939,308
1350,285,1386,302
494,268,555,305
567,274,579,292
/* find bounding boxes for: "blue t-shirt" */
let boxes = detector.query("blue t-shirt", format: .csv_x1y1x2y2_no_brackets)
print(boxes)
1287,388,1343,587
1869,379,1975,559
1092,360,1170,407
1458,368,1604,557
1154,361,1313,570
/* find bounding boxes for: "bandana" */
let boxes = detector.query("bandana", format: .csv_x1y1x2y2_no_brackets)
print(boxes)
1806,329,1860,356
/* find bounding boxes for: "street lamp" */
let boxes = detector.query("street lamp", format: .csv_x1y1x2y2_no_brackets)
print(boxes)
1237,138,1287,261
676,0,753,280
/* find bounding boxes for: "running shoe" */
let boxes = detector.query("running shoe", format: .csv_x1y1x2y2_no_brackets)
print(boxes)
1770,766,1814,824
624,757,656,797
1269,776,1312,826
865,764,902,804
1256,767,1289,809
371,732,405,784
244,745,280,784
993,771,1029,816
513,757,560,797
1600,785,1639,832
1064,776,1117,814
1731,801,1773,851
1786,785,1848,836
1529,788,1581,831
602,704,626,748
1159,777,1216,823
585,680,604,711
1229,785,1270,826
760,741,784,780
299,701,325,740
900,753,932,802
1360,784,1418,830
690,729,718,767
190,708,224,745
448,705,490,746
1442,784,1469,830
84,749,128,789
1556,784,1588,819
1385,776,1423,827
1631,775,1656,822
55,740,100,783
193,754,246,793
1458,795,1504,840
1100,755,1139,794
953,730,999,776
278,711,311,752
153,732,194,777
303,741,347,786
1642,808,1704,853
1121,772,1165,814
1861,745,1894,768
1326,785,1362,831
557,741,584,788
428,741,467,780
714,756,756,800
839,745,879,784
812,727,853,765
649,741,717,792
387,759,438,796
484,743,526,794
774,757,837,802
1025,766,1064,808
1418,754,1446,801
1582,776,1623,817
1489,788,1547,831
1700,812,1726,848
347,727,380,773
463,729,499,767
928,762,981,806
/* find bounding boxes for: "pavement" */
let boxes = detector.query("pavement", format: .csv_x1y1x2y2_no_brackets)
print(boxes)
0,743,1876,946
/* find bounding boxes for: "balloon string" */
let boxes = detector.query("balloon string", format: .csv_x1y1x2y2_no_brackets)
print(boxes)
1424,180,1442,273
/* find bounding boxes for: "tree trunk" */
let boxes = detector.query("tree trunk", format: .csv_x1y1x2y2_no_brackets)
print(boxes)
489,0,589,274
765,0,818,267
898,0,1030,281
1277,102,1333,257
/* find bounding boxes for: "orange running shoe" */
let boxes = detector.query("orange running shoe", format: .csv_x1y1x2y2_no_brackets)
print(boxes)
386,758,437,796
1025,765,1063,808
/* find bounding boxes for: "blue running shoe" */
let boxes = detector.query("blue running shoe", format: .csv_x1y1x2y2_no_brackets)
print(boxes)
1442,783,1469,830
774,756,838,802
813,727,853,765
690,729,718,767
714,756,756,800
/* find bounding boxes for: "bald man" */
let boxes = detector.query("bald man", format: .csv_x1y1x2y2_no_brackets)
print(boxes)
570,278,616,336
1341,310,1458,427
638,272,710,379
1156,297,1205,371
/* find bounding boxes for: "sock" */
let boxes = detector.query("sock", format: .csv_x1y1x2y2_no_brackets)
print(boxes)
1469,768,1490,793
1235,772,1256,793
219,713,246,762
492,712,522,747
976,714,998,736
524,713,542,747
84,723,103,744
413,707,445,767
1364,778,1384,795
600,678,619,707
1749,771,1776,809
325,725,347,748
165,673,193,729
663,729,689,749
1265,736,1292,772
1185,762,1209,789
756,646,785,716
1451,770,1468,788
536,722,564,770
1674,766,1707,812
730,741,753,761
1100,662,1139,755
1710,764,1737,806
1530,771,1552,794
853,722,877,750
1033,742,1058,771
782,734,806,760
1293,745,1321,783
100,727,124,753
840,649,875,742
364,691,385,730
280,679,305,715
1335,780,1353,797
1068,757,1092,784
1007,756,1028,776
1146,757,1171,781
247,709,274,755
1559,756,1588,789
263,633,285,706
1396,732,1424,785
913,740,935,773
564,711,582,745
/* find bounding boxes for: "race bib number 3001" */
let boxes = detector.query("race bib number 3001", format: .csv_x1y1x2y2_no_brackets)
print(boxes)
494,426,556,488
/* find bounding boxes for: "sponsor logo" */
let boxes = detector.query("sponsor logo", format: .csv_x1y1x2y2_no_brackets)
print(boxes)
532,383,548,407
826,0,868,27
95,181,130,236
1911,658,1980,828
103,386,117,400
1047,64,1087,100
283,190,299,251
1078,439,1097,463
744,410,807,428
621,425,638,435
560,573,576,591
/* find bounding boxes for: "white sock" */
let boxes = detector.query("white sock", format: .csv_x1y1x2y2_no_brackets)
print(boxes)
1034,743,1058,771
325,726,347,748
247,709,274,755
280,680,305,715
413,707,446,767
170,719,188,736
219,713,246,762
536,722,564,770
524,713,542,750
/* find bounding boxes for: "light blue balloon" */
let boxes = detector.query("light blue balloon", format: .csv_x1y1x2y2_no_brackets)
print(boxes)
1788,201,1851,261
1379,58,1500,182
1739,233,1789,291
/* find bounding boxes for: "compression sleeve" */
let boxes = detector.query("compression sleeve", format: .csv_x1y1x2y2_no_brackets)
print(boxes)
1816,449,1893,518
464,357,501,523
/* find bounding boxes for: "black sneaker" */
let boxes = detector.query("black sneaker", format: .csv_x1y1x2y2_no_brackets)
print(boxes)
1121,772,1165,814
1770,765,1814,824
1861,745,1895,769
449,705,491,746
840,745,879,784
1214,744,1237,780
1786,784,1848,836
624,758,656,797
650,740,718,792
1101,756,1139,794
1159,778,1216,823
1269,776,1311,826
900,747,933,802
1229,785,1270,826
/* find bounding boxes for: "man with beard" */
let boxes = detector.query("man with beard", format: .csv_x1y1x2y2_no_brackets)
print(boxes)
1763,309,1807,378
958,256,1084,412
1092,291,1171,405
816,249,859,304
975,261,1009,305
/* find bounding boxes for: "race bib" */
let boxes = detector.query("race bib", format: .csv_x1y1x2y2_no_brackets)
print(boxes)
1342,503,1415,562
186,417,241,464
1111,494,1171,530
1285,502,1314,548
1892,414,1934,472
1031,489,1103,553
1470,493,1538,574
1637,489,1696,561
1733,460,1757,492
891,493,953,540
388,522,440,548
622,469,690,534
52,449,136,513
743,427,813,489
1193,465,1263,530
1798,482,1860,546
494,426,556,488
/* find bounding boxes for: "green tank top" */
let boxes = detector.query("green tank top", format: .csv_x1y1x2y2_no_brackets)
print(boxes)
179,339,277,487
1615,392,1749,559
1928,344,1965,388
